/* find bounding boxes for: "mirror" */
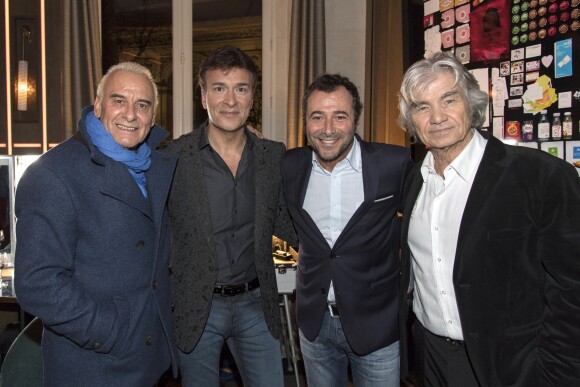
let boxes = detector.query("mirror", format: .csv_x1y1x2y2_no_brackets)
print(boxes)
10,155,41,267
0,156,14,265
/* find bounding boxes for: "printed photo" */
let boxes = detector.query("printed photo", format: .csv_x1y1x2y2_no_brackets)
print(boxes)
511,73,524,85
500,61,511,76
526,71,540,82
510,86,524,96
526,59,540,71
511,60,524,74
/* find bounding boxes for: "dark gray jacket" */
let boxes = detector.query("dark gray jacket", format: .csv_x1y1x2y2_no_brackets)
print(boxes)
166,123,296,352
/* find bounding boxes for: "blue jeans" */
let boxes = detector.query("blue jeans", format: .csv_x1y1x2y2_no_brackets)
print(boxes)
299,310,400,387
178,287,283,387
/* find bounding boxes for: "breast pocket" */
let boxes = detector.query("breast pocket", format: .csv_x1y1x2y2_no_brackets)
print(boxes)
374,194,394,203
368,194,395,211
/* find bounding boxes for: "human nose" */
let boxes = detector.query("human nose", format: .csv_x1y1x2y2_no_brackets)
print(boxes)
123,104,136,121
224,89,236,106
321,117,334,135
429,104,447,124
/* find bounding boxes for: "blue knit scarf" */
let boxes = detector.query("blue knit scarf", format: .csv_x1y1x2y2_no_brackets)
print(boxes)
85,111,151,198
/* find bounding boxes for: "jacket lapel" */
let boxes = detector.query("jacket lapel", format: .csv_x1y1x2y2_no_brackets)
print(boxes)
146,150,177,226
294,150,329,247
401,164,424,246
100,161,154,219
454,136,505,276
253,139,271,248
183,132,215,251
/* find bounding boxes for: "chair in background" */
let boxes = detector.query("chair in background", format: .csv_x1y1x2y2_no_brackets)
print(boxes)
0,317,42,386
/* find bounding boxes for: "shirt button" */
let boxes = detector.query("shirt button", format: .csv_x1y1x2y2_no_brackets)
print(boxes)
442,290,447,295
93,342,101,350
136,240,145,249
434,226,439,231
437,258,442,262
152,280,157,289
145,336,152,346
447,320,453,325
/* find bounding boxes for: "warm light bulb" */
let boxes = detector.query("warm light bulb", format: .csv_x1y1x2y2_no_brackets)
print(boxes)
17,60,29,111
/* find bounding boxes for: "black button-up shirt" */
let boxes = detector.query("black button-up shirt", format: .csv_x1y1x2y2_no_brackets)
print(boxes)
199,126,257,285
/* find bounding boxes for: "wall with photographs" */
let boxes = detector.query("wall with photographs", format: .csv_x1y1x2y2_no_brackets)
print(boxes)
413,0,580,173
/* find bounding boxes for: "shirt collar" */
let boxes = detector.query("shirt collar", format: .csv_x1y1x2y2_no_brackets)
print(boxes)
199,122,254,151
311,136,361,173
420,129,487,182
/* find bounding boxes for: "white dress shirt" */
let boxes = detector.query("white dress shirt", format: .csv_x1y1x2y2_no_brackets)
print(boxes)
408,130,487,340
303,137,364,303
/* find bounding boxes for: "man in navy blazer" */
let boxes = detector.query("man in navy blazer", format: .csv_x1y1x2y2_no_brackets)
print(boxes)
15,62,178,386
398,52,580,386
281,74,413,387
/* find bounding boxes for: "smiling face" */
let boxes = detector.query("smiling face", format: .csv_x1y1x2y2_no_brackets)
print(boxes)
411,71,473,160
93,70,156,150
305,86,356,172
201,67,253,134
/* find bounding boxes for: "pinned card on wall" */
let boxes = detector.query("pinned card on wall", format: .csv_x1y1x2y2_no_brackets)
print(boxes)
455,4,470,23
541,141,564,160
441,9,455,29
440,0,454,12
554,39,573,78
441,29,455,49
456,45,471,63
456,24,470,44
565,142,580,176
425,26,442,58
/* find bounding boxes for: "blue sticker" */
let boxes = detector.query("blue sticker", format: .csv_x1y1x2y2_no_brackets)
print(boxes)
554,39,573,79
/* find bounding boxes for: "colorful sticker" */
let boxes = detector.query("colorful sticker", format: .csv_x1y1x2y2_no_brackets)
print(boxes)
441,9,456,29
440,0,454,12
456,24,471,44
554,38,573,78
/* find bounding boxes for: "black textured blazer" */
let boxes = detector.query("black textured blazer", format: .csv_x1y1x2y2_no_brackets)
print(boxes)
165,123,296,352
400,134,580,386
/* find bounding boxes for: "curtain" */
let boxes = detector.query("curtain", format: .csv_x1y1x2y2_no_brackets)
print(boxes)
365,0,407,147
286,0,326,149
62,0,102,139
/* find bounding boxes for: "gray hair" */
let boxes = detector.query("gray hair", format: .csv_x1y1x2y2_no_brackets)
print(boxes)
397,52,488,136
96,62,158,108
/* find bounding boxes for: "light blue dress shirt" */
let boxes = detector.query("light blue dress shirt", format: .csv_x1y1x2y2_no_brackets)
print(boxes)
303,137,364,302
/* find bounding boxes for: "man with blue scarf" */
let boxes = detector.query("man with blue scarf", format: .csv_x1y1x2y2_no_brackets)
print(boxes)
14,62,179,386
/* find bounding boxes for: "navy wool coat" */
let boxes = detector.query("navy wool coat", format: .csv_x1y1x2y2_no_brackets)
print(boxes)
14,105,179,386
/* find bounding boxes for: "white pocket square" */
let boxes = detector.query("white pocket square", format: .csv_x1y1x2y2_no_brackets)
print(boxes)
374,195,394,203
